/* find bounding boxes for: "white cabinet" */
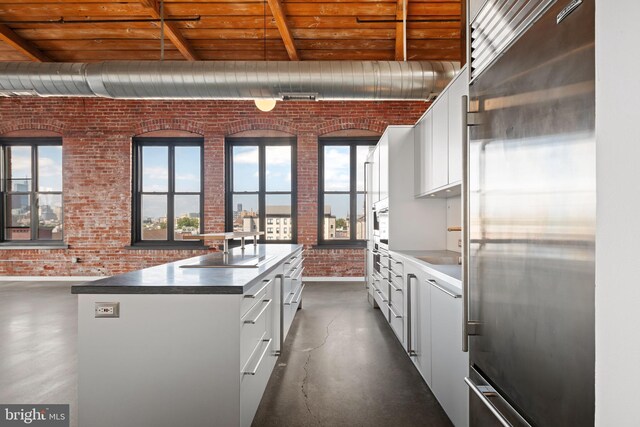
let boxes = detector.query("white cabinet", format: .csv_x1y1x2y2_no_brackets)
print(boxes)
391,253,469,427
428,273,469,427
370,131,389,207
405,261,432,386
432,95,449,189
283,249,305,339
76,247,304,427
414,65,468,196
379,131,389,202
371,144,380,204
447,68,468,184
414,112,433,197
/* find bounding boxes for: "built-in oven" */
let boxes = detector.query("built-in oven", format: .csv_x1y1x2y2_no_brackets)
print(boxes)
373,207,389,246
373,240,389,275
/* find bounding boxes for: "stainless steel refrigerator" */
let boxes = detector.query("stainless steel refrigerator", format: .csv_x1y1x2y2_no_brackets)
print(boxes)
463,0,595,425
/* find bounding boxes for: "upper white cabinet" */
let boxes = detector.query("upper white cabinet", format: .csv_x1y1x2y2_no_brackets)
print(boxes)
414,112,433,197
447,68,468,183
432,94,449,189
415,66,469,196
379,131,389,202
371,144,380,204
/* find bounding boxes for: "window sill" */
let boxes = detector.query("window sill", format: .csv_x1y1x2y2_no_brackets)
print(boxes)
312,244,367,250
125,244,210,251
0,243,68,250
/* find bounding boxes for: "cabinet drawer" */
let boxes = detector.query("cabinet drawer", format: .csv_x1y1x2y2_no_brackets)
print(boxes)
240,335,274,427
289,280,304,311
388,257,403,275
240,298,271,369
374,286,389,315
242,279,272,318
284,250,304,276
389,301,404,345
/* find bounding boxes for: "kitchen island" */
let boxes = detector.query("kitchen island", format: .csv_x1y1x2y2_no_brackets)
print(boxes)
72,244,304,427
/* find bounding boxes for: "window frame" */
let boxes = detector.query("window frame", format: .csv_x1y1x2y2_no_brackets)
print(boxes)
317,137,377,247
131,137,205,247
225,137,297,244
0,137,64,245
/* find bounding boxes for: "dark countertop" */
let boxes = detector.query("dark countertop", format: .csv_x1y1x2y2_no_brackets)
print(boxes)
391,249,462,285
71,244,302,295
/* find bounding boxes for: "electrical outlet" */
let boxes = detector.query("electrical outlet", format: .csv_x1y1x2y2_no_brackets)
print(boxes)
95,302,120,318
458,239,462,248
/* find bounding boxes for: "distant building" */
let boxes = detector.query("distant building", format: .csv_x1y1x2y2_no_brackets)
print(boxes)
323,205,337,239
265,206,292,240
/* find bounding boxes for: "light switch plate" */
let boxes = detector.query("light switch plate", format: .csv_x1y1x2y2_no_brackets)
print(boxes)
95,302,120,318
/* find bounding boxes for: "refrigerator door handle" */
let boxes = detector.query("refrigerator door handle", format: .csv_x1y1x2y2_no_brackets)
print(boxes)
462,94,470,352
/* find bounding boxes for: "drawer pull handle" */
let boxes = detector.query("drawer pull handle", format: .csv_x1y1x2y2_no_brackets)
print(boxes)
389,303,403,319
388,280,402,293
375,289,389,303
285,266,298,278
244,279,271,299
427,279,462,298
242,338,273,376
243,299,272,324
292,266,305,282
406,273,417,357
292,283,305,304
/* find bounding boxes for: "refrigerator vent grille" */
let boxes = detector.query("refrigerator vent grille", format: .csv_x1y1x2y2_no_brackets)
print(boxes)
470,0,556,81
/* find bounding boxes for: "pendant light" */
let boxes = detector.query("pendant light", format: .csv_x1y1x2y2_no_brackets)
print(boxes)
254,98,277,112
254,0,277,112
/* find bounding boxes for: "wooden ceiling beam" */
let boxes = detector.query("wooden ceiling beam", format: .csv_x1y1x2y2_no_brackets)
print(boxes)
0,24,50,62
395,0,407,61
266,0,299,61
140,0,198,61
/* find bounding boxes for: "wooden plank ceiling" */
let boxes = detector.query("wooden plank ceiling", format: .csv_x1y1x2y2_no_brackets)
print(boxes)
0,0,463,62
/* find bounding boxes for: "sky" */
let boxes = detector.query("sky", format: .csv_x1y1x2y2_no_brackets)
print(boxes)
141,146,201,220
8,145,62,192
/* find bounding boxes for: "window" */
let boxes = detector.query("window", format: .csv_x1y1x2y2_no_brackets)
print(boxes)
1,138,63,244
132,137,204,246
226,137,296,243
318,138,376,245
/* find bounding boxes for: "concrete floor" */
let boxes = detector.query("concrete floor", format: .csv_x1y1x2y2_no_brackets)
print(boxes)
0,281,81,427
0,280,451,427
253,282,451,427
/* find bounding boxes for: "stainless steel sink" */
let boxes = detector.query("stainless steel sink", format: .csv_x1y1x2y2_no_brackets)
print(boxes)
416,256,461,265
180,254,275,268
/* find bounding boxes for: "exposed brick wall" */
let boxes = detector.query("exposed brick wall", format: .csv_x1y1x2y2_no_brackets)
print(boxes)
0,98,428,277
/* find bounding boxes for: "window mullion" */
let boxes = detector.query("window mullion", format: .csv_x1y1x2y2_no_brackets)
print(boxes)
31,145,38,241
259,145,266,241
350,143,357,241
168,145,175,242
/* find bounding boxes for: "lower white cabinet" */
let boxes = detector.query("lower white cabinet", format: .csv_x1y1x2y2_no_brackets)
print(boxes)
76,246,304,427
428,273,469,427
390,252,469,427
282,249,305,339
405,262,433,386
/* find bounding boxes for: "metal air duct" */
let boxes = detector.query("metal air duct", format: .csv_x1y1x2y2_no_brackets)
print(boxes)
0,61,459,101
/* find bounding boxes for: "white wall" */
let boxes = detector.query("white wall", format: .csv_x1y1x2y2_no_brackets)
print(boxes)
595,1,640,424
446,196,462,253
